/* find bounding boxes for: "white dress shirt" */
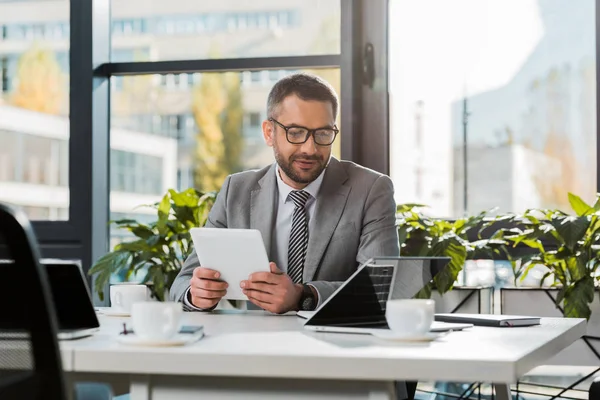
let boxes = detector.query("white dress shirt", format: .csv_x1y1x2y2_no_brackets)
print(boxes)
271,166,324,276
184,165,326,311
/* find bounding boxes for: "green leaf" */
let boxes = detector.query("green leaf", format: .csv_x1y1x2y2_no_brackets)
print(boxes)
146,234,163,247
172,204,196,227
430,239,466,294
169,188,199,208
396,203,428,213
116,239,152,253
563,277,594,319
516,260,544,282
569,192,593,216
413,282,433,299
88,251,131,301
110,218,139,225
556,286,567,306
130,225,155,239
593,195,600,212
550,216,590,251
520,239,545,252
397,225,408,247
156,192,171,234
566,257,584,282
142,266,166,301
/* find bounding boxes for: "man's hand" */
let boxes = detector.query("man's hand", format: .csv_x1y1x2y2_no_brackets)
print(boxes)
241,262,302,314
189,267,228,309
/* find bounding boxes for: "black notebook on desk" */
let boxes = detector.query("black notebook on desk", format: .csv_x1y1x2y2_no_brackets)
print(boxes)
435,313,540,327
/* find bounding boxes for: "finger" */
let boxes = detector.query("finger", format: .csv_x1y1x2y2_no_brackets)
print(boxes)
191,277,228,291
244,289,274,304
270,262,283,275
190,287,226,299
193,267,221,280
190,297,219,309
247,294,282,314
248,271,279,284
246,293,276,312
240,281,275,294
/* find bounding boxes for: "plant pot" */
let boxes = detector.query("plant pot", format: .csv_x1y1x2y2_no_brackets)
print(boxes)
430,286,493,314
501,287,600,366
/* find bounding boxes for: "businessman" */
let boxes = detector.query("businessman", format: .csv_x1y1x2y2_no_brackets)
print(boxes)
170,72,400,314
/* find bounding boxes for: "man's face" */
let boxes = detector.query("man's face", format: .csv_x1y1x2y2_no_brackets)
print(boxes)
262,94,336,188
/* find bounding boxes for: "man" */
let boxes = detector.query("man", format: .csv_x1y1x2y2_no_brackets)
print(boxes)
169,72,399,313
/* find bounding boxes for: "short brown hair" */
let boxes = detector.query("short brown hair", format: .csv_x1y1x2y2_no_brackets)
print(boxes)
267,72,339,120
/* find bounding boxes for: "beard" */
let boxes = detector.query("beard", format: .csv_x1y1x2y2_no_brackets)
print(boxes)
273,144,328,185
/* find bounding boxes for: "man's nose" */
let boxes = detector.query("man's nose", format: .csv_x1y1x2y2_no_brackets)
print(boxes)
298,134,318,154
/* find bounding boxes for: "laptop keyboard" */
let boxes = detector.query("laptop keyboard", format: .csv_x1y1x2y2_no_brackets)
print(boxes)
347,264,395,314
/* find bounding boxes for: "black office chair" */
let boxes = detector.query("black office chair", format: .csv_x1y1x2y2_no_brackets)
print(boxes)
0,203,113,400
405,381,417,399
590,376,600,400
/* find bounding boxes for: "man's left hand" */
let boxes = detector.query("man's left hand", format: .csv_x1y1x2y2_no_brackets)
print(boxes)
241,262,302,314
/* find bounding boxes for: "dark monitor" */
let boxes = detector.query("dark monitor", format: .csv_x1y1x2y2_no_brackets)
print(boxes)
43,262,100,331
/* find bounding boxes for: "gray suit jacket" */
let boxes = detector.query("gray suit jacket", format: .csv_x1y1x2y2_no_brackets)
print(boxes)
170,157,400,308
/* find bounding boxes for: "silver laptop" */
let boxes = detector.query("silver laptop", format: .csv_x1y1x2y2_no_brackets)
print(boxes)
302,256,473,334
43,261,100,340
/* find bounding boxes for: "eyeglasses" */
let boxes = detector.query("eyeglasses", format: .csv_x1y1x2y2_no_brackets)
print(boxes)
269,118,338,146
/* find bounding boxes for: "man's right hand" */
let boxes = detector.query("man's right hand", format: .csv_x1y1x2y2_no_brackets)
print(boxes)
189,267,228,309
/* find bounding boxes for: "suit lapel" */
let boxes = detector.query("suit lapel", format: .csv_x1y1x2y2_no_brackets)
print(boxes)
304,158,350,281
250,164,278,258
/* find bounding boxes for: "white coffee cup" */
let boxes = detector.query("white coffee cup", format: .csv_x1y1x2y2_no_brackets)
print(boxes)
131,301,183,340
110,283,149,313
385,299,435,337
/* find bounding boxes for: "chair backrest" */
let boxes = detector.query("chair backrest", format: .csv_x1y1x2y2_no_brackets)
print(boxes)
0,203,67,399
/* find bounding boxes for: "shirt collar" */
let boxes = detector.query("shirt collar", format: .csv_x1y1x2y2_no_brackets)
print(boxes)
275,164,325,203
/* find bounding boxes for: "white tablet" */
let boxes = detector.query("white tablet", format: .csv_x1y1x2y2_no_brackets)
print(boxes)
189,228,271,300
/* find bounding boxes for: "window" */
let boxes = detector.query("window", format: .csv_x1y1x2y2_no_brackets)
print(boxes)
251,71,262,83
248,112,262,128
109,68,340,246
0,0,70,221
110,150,163,195
110,0,340,61
0,57,8,92
389,0,596,217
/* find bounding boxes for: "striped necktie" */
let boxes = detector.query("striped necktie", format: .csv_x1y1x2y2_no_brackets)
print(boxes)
287,190,311,283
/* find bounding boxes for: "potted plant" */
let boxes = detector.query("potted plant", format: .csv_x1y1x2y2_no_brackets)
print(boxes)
494,192,600,320
88,188,217,301
396,204,509,313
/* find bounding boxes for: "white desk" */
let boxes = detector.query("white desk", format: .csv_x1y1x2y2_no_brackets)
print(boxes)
61,311,585,400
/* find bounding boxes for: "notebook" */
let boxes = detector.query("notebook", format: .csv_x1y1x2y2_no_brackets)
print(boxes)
435,313,540,327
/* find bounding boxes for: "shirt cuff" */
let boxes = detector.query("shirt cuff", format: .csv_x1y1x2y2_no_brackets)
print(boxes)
306,283,322,309
182,286,217,312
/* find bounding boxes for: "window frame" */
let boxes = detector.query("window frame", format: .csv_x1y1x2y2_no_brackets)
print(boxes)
0,0,388,301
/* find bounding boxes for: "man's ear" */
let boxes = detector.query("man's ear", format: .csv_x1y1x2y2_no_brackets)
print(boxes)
262,119,274,147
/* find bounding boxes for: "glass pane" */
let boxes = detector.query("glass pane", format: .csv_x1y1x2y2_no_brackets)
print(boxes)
0,0,70,221
389,0,596,217
109,68,340,256
110,0,340,61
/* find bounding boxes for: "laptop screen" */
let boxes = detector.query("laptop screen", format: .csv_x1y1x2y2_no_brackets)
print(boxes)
44,262,100,331
305,257,449,328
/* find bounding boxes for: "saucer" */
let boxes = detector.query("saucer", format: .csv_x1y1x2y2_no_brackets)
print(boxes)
99,308,130,317
116,333,204,347
371,331,442,342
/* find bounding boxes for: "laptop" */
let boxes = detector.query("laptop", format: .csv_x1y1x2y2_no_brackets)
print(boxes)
43,261,100,340
302,256,473,334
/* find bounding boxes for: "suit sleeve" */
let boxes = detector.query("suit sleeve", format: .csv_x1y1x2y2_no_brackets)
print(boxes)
169,175,231,306
308,175,399,303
